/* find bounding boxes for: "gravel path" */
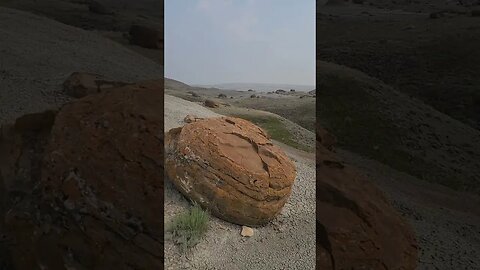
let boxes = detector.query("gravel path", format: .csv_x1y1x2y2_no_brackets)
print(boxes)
0,7,163,124
164,95,316,270
338,149,480,270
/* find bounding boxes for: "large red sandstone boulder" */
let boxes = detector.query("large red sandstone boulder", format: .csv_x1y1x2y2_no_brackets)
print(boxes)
1,80,164,269
165,117,296,226
316,127,418,269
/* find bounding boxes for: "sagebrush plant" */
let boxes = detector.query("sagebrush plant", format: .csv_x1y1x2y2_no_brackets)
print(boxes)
168,202,209,251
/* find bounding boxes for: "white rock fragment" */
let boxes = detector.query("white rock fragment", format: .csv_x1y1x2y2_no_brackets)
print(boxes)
241,226,254,237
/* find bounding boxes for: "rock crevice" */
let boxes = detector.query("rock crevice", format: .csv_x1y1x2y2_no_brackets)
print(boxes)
166,116,296,226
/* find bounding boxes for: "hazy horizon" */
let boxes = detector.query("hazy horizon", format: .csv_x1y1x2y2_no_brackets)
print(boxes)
192,82,315,92
165,0,315,86
167,78,316,88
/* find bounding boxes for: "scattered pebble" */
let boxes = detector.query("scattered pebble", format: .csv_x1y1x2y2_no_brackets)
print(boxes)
240,226,254,237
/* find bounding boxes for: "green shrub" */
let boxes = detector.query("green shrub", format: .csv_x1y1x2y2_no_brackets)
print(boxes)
167,203,209,251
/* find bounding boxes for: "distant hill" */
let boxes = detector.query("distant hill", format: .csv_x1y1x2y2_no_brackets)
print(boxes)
165,77,315,133
318,5,480,130
194,83,315,92
165,77,191,89
317,61,480,194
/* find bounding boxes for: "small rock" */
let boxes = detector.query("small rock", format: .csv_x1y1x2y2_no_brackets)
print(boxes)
184,114,197,123
204,99,219,108
188,91,200,97
241,226,254,237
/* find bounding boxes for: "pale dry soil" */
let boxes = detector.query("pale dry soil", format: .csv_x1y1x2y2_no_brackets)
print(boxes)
164,95,316,270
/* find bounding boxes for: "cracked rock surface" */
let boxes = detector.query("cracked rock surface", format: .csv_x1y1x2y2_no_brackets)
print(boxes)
166,116,296,226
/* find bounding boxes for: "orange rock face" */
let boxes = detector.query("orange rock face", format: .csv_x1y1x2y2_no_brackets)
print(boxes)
316,127,418,269
1,80,164,269
165,117,297,226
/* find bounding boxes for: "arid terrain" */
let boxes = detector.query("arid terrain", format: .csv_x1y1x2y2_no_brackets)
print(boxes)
165,78,316,141
164,94,315,270
318,1,480,269
164,70,316,270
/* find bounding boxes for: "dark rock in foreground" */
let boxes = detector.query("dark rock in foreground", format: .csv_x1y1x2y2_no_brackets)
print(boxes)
0,80,164,269
316,127,418,269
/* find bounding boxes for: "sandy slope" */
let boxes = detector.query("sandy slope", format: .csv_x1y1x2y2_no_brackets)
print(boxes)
0,7,163,124
164,95,315,270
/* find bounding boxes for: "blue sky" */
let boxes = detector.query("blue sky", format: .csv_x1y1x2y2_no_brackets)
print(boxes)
165,0,315,85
